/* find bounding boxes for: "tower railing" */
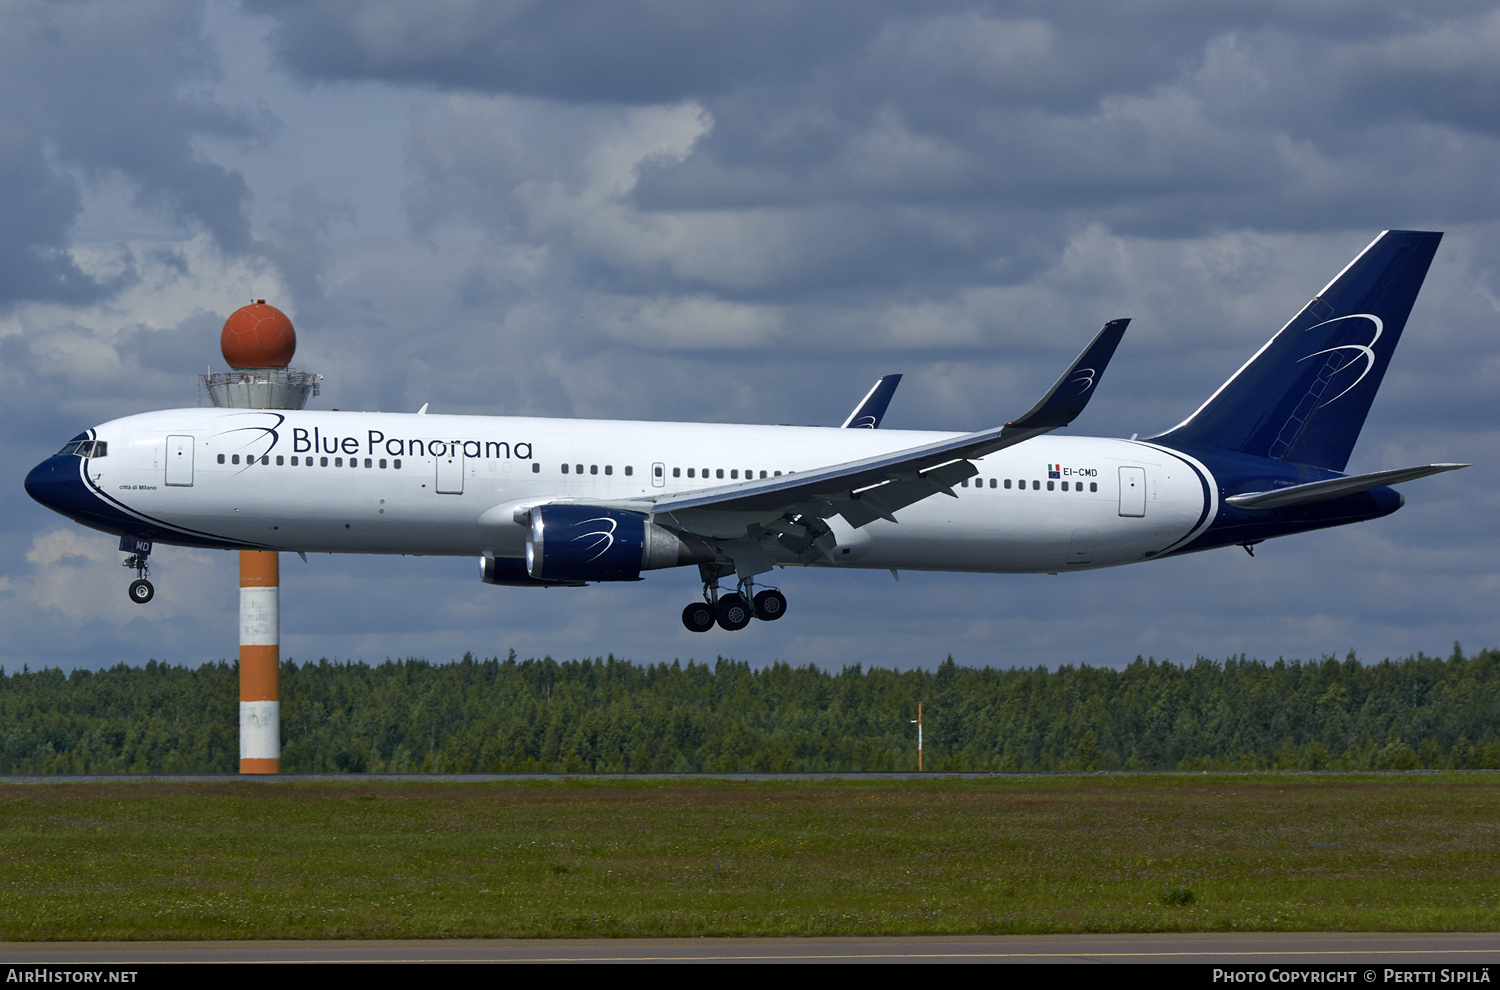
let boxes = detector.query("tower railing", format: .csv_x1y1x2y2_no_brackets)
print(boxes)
200,368,321,411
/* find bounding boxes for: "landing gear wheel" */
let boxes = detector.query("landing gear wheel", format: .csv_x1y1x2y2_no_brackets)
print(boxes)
681,601,715,633
715,593,751,631
753,589,787,621
128,579,155,604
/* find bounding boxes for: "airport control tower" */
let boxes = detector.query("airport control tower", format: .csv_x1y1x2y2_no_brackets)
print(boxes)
202,302,321,774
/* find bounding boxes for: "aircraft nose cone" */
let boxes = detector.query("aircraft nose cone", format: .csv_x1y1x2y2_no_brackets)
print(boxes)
25,456,88,517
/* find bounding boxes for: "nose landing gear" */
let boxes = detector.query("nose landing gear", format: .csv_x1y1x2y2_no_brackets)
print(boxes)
120,535,154,604
128,574,154,603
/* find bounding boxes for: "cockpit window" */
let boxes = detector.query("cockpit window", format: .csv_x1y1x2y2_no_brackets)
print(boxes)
54,440,106,458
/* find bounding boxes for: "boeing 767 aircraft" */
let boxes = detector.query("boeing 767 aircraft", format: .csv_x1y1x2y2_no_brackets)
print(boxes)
25,230,1463,632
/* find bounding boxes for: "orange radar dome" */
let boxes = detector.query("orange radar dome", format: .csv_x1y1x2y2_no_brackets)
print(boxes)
221,300,296,369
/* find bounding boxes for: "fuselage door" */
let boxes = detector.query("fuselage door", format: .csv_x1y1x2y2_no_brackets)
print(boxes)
1068,529,1096,564
436,449,465,494
652,462,666,488
1118,466,1145,517
165,435,194,487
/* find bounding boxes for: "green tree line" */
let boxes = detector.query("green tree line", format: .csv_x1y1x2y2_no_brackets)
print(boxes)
2,646,1498,773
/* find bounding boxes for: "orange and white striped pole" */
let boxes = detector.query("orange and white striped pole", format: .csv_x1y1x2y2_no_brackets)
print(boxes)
239,550,280,773
911,702,923,771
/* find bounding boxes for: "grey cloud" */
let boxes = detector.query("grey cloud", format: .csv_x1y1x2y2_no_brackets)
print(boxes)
0,140,102,306
250,0,893,103
339,0,1500,321
0,0,264,307
258,186,356,299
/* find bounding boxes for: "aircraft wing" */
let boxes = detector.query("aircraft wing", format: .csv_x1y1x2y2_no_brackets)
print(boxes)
841,374,902,428
629,319,1129,530
1225,463,1467,510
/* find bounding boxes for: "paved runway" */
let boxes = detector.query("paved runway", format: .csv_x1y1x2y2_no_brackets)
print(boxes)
2,933,1499,964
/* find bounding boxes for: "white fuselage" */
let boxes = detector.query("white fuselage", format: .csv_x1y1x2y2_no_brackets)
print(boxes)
80,407,1218,574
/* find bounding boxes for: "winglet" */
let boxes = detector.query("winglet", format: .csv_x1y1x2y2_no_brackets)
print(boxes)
1000,319,1129,440
841,374,903,429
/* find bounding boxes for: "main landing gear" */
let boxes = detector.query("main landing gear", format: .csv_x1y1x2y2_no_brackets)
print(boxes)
120,535,154,604
681,570,788,633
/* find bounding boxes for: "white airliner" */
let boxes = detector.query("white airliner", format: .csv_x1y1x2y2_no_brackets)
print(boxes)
26,230,1464,632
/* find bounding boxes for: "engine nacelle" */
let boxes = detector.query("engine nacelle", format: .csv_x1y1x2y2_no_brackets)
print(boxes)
479,553,584,587
523,504,714,583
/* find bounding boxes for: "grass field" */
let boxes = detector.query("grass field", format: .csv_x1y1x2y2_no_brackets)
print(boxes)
0,775,1496,940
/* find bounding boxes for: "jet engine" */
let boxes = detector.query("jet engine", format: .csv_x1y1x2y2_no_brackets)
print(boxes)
520,505,714,583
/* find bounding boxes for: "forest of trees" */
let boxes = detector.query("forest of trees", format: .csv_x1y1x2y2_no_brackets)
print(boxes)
2,646,1498,774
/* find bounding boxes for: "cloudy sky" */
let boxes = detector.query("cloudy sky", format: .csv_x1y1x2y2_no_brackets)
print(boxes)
3,0,1496,674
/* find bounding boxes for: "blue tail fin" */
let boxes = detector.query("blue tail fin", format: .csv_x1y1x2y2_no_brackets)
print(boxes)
1152,230,1442,471
842,374,902,429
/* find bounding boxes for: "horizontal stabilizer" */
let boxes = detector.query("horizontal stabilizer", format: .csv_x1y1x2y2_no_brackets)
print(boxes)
1226,463,1467,510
